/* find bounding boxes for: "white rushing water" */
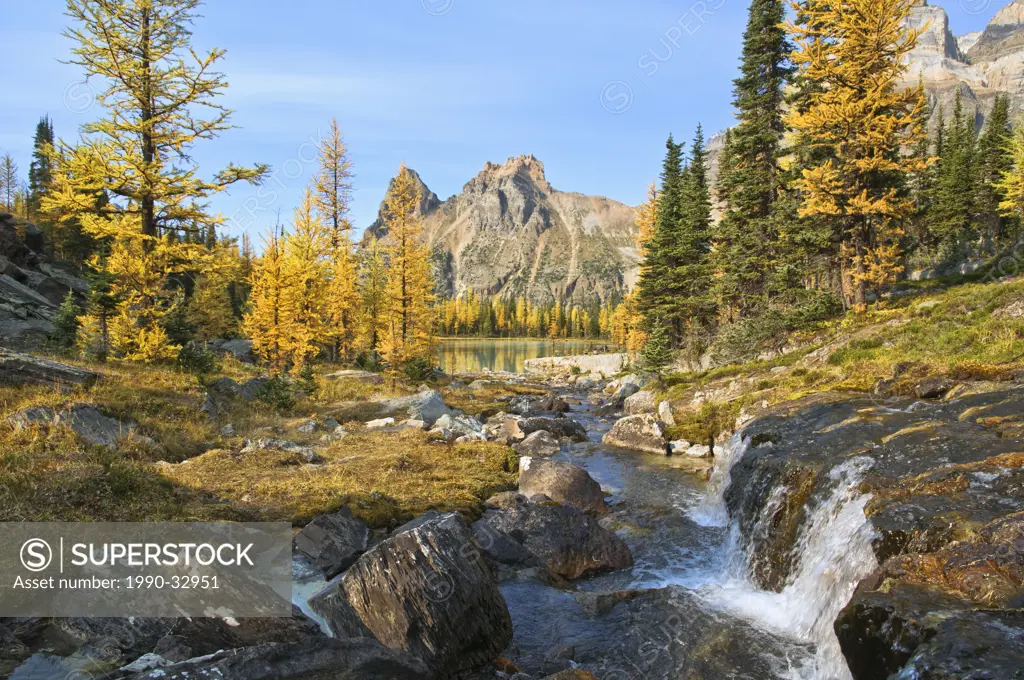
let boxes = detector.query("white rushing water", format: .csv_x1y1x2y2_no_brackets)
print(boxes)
679,433,880,679
688,431,750,527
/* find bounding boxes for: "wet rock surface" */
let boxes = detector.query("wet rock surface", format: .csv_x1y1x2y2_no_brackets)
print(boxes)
518,417,588,442
501,585,812,679
725,387,1024,678
482,496,631,580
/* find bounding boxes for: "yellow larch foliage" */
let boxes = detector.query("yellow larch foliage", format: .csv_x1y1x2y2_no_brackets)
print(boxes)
244,228,287,373
611,294,648,356
312,118,359,362
636,182,659,256
998,122,1024,222
189,241,242,341
45,0,266,361
280,190,332,375
786,0,928,307
102,235,190,362
357,235,389,355
379,164,436,370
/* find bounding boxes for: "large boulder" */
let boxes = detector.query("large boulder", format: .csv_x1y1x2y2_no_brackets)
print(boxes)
293,508,370,580
483,500,632,580
433,413,486,441
106,638,431,680
210,338,257,364
9,404,145,450
602,414,667,455
309,512,513,678
513,430,561,457
611,382,641,406
325,369,385,385
0,348,98,390
21,222,44,253
519,417,588,442
518,457,607,514
623,390,657,415
0,216,37,267
373,390,452,427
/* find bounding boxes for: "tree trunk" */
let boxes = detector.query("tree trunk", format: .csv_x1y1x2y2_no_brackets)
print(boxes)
140,8,157,241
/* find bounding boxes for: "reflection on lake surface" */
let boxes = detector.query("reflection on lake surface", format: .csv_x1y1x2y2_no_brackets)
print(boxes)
436,339,611,374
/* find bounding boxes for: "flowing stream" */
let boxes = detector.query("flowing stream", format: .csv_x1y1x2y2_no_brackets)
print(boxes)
503,393,880,679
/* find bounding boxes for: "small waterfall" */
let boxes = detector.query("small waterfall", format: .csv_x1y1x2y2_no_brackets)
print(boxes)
689,431,749,527
695,454,879,680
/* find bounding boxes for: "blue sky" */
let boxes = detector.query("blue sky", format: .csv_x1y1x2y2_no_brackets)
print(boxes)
0,0,1001,242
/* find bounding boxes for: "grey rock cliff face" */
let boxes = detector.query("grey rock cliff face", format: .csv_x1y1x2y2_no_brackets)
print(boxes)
902,0,1024,130
367,155,639,306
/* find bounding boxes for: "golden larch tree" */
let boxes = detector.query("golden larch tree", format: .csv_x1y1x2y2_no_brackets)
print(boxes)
244,227,287,373
998,121,1024,223
45,0,266,360
786,0,928,308
189,240,242,341
313,117,359,362
379,164,436,370
280,190,332,375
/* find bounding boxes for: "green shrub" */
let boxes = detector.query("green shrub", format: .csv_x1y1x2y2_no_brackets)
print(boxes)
402,357,436,383
177,342,219,375
255,375,296,411
49,292,81,350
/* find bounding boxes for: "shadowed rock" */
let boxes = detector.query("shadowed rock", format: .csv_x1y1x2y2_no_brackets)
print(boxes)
0,348,98,390
103,638,430,680
293,508,370,580
309,512,512,678
483,499,631,580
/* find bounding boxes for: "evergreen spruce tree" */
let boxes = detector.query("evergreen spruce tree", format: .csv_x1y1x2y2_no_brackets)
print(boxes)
930,87,978,260
639,321,675,373
77,262,122,361
713,0,793,318
50,292,82,350
671,125,716,352
28,116,55,221
975,93,1014,247
635,135,685,342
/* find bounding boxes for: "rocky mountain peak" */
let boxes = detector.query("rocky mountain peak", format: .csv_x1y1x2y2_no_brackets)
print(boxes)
470,154,551,194
364,156,638,305
366,166,442,239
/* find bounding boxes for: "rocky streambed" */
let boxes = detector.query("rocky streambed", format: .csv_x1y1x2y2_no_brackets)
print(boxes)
3,360,1023,679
